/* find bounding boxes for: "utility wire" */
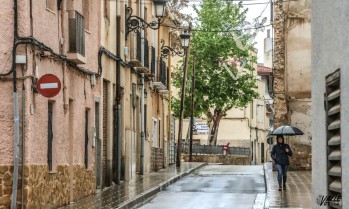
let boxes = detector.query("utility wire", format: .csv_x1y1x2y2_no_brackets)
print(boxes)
164,23,271,32
192,23,272,32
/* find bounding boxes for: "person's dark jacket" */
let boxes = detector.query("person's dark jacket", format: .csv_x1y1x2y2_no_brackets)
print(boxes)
271,141,293,165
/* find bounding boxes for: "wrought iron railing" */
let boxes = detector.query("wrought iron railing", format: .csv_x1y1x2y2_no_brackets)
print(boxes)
182,144,250,156
151,46,156,75
136,31,142,62
160,58,167,88
144,38,149,69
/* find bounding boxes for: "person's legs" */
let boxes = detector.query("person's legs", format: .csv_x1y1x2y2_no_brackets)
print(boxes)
276,164,283,190
282,165,289,189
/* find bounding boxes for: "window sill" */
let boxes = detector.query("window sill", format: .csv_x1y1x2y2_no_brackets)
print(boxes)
46,8,56,15
67,52,86,64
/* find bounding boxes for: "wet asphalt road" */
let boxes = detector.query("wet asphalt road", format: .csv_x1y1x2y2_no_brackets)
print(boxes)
136,164,265,209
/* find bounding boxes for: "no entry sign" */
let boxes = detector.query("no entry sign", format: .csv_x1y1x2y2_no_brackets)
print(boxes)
37,74,61,98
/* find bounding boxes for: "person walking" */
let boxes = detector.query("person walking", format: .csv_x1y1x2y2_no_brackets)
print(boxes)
271,135,292,191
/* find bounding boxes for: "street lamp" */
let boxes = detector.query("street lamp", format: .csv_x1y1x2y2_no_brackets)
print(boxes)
160,31,191,58
125,0,168,39
176,28,191,167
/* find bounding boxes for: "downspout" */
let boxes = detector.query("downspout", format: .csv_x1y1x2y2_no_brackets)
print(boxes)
157,16,162,166
116,16,122,184
21,79,25,209
11,0,20,208
167,32,172,166
140,0,145,175
162,96,165,168
244,106,252,164
140,74,145,174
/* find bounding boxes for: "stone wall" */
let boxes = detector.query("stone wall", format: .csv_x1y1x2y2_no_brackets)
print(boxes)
151,148,164,172
72,165,95,202
0,164,95,209
273,0,288,128
182,155,250,165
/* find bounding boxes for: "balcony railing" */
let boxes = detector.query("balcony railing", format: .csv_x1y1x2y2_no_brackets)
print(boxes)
144,38,149,69
136,31,142,63
68,11,85,56
160,58,167,88
151,46,156,75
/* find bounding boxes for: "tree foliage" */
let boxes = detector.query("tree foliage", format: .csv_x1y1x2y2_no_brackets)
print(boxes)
171,0,259,145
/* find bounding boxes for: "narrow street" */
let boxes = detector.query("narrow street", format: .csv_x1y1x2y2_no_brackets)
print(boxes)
136,165,265,209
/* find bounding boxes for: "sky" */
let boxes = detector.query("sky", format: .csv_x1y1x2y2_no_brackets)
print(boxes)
180,0,272,64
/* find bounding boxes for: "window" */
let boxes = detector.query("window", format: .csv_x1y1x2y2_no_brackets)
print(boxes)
151,47,156,75
46,0,56,11
83,0,90,30
144,7,148,37
325,69,341,208
85,110,89,169
48,102,53,171
160,58,167,86
69,11,85,56
152,119,157,147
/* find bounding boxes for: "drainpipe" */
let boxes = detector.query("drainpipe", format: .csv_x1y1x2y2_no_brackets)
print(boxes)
21,80,25,209
140,0,145,175
244,105,253,165
140,74,145,175
116,16,122,184
11,0,20,208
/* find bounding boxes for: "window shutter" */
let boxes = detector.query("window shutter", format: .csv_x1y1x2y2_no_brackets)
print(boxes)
325,69,342,209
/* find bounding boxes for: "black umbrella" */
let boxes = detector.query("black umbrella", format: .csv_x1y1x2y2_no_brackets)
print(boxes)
270,125,304,136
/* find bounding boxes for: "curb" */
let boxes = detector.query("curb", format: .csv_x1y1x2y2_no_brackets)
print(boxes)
263,162,273,209
116,163,207,209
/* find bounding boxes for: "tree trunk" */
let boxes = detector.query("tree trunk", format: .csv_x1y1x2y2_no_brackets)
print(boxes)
208,112,223,145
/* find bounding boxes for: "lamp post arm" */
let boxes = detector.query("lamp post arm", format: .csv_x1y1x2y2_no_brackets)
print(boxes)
160,39,185,58
126,6,162,39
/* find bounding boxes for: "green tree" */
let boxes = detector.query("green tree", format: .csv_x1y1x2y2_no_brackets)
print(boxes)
172,0,259,145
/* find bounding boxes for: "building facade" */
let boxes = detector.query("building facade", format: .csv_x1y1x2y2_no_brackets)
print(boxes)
312,0,348,208
273,0,312,170
0,0,175,208
0,0,100,208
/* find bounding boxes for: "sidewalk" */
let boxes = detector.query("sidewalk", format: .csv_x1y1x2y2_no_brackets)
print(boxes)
58,162,206,209
264,162,312,209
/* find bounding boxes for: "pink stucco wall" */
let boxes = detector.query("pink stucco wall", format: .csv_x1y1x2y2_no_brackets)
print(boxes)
0,0,100,168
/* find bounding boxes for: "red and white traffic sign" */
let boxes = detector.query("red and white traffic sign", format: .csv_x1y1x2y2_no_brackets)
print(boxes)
37,74,61,98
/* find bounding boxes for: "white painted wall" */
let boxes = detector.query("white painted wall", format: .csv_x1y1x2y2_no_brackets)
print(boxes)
312,0,349,207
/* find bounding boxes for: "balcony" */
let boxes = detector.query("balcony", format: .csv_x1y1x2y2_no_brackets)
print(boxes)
129,31,149,73
153,58,168,94
67,11,85,64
